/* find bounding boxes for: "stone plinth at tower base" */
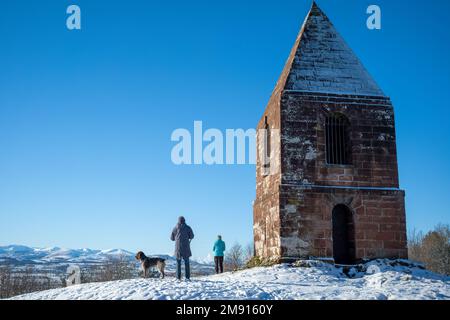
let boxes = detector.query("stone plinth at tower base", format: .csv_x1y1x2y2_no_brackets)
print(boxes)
254,184,407,264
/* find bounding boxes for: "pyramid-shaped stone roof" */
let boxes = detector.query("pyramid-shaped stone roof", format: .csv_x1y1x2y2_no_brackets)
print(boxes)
273,2,384,97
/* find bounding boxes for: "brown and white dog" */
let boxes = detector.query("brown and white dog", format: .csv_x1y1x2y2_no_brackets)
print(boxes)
135,251,166,279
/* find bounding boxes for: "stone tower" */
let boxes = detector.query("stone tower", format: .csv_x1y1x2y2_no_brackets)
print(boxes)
253,2,407,264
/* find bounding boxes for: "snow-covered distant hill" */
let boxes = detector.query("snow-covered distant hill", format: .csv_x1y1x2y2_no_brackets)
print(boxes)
0,245,134,264
0,245,214,277
10,260,450,300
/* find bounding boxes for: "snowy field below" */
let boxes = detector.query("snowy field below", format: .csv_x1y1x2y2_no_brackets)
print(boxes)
9,260,450,300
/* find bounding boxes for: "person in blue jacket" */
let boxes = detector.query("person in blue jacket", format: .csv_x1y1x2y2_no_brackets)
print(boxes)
213,235,226,274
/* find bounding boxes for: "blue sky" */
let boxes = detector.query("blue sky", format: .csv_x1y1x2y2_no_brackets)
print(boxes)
0,0,449,260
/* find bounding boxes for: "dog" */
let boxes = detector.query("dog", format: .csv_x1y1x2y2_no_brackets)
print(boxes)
135,251,166,279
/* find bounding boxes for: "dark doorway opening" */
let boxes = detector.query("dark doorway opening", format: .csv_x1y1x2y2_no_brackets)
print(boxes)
332,204,356,265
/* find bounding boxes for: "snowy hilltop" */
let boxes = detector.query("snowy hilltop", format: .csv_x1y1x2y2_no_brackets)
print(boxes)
10,259,450,300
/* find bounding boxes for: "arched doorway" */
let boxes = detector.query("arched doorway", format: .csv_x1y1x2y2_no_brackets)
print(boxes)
332,204,356,264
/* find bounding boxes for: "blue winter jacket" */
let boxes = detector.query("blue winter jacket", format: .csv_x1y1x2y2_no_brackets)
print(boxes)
213,239,226,257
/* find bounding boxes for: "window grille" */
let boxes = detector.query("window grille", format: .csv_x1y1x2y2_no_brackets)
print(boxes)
263,116,271,169
325,113,351,165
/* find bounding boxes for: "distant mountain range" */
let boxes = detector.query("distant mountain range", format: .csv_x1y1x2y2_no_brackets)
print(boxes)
0,245,214,277
0,245,134,265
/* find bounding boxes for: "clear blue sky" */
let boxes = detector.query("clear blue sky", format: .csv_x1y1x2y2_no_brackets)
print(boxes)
0,0,449,260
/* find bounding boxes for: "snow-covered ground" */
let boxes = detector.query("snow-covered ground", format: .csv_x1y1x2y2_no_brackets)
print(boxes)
10,260,450,300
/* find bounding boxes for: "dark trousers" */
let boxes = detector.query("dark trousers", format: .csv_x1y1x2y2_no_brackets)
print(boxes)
176,258,190,280
214,256,224,274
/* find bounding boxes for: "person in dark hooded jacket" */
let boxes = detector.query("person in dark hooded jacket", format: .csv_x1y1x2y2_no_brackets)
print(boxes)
170,216,194,280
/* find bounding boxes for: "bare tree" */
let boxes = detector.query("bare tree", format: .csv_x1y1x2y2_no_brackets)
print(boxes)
0,265,13,299
0,254,138,298
82,254,137,283
408,228,424,262
224,243,244,271
408,224,450,275
0,265,58,299
244,243,254,263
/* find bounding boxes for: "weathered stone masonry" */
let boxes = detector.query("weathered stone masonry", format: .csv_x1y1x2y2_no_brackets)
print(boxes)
253,3,407,263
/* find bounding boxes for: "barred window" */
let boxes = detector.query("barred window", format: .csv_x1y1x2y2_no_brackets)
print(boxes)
263,116,271,168
325,113,351,165
265,117,271,159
